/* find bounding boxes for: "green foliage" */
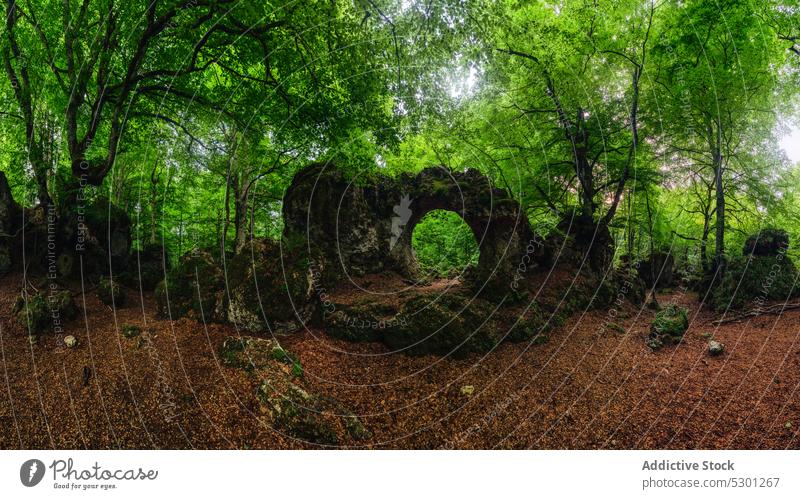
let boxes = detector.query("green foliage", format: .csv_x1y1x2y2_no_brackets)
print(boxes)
0,0,796,296
412,210,479,277
271,347,304,378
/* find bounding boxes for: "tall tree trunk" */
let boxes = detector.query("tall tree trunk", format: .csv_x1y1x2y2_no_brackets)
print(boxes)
574,108,594,219
222,162,234,255
148,162,159,245
700,222,710,273
712,123,725,273
644,188,658,306
626,189,635,257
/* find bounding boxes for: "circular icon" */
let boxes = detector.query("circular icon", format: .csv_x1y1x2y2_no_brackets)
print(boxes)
20,459,45,487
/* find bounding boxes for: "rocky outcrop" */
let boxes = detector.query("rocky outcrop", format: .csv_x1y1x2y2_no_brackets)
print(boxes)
155,248,226,321
55,196,132,278
225,238,312,333
282,163,539,298
220,336,370,445
13,289,78,335
319,266,616,358
0,172,21,275
743,228,789,256
710,230,798,311
97,277,126,306
123,244,170,291
637,251,675,289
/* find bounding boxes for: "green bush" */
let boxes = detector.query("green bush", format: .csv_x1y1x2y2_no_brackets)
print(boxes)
411,210,479,277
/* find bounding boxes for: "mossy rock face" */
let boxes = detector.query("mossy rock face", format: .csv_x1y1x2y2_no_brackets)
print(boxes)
257,382,369,445
552,213,615,272
323,301,400,343
155,248,225,321
506,305,547,343
219,335,300,374
222,335,368,445
97,277,126,306
637,251,675,289
61,196,131,277
648,304,689,349
14,290,78,334
123,244,170,291
710,255,799,311
615,268,646,305
384,292,502,358
282,163,538,297
225,238,311,333
743,228,789,256
0,173,20,275
0,245,10,276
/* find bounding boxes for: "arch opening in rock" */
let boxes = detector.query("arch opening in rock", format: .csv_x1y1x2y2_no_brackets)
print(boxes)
410,209,479,279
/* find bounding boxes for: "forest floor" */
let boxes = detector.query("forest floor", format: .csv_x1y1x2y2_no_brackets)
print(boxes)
1,270,799,449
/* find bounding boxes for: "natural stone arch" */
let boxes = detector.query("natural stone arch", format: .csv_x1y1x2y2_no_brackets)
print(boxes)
282,163,538,297
387,167,534,294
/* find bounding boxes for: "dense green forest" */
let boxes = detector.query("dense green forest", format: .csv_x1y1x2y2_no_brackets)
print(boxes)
1,0,797,275
3,0,800,452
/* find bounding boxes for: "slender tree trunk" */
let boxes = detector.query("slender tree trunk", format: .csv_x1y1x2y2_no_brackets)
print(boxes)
700,223,710,272
644,188,658,306
148,162,159,245
712,123,725,273
626,188,635,257
222,165,233,255
574,108,594,219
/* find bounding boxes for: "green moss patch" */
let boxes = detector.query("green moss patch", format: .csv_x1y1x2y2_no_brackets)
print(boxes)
648,304,689,350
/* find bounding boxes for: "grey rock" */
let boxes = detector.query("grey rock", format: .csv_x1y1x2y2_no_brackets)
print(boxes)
708,340,725,356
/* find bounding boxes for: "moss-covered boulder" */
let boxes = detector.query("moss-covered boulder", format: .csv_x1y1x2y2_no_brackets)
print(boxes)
647,304,689,349
323,300,401,343
743,228,789,256
0,246,10,276
0,172,20,276
225,238,311,333
57,196,131,278
506,305,549,343
123,244,170,291
97,277,126,306
221,336,368,445
155,248,225,321
384,292,503,358
637,251,675,289
14,290,78,334
710,254,798,311
219,335,301,375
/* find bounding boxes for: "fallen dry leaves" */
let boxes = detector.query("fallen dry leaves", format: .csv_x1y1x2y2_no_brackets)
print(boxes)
1,271,798,449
